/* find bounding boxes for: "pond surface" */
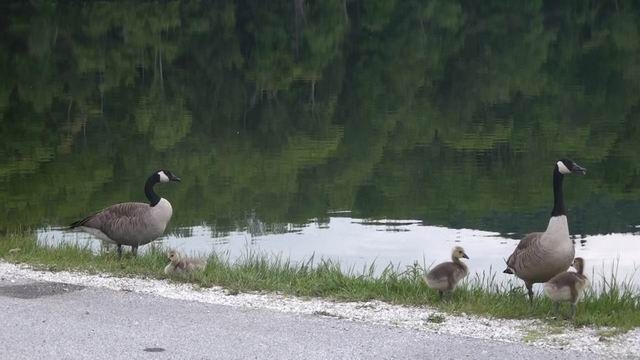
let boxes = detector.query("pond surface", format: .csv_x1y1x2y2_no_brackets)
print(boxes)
2,1,640,287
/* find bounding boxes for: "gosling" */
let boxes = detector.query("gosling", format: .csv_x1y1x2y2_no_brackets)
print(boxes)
164,250,207,275
543,257,589,319
423,246,470,300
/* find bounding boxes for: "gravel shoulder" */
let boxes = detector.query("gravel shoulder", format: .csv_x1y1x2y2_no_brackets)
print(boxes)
0,261,638,359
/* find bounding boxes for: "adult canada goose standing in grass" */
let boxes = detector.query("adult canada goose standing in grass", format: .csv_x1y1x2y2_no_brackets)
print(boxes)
70,169,181,258
543,257,589,319
503,159,586,304
423,246,470,300
164,249,207,275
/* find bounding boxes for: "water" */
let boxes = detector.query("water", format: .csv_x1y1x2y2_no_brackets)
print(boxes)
38,217,640,289
2,1,640,287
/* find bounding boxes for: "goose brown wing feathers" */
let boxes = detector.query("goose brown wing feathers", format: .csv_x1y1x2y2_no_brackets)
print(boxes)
506,232,543,270
70,202,152,240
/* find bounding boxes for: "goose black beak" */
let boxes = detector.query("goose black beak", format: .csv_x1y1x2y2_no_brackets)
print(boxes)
572,163,587,175
462,253,470,259
170,175,181,182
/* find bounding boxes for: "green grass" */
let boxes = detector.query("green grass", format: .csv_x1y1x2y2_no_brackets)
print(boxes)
425,313,446,324
2,232,640,330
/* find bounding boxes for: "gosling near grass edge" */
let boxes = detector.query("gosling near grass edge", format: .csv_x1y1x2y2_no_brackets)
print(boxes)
69,169,181,258
503,159,586,304
543,257,589,319
423,246,470,300
164,250,207,275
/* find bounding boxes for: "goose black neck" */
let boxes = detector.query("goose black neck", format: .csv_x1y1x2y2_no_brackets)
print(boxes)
144,176,161,206
551,168,565,217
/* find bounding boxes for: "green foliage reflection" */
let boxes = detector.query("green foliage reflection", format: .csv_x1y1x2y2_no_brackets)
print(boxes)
0,1,639,236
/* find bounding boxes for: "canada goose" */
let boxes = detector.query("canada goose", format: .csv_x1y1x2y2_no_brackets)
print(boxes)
543,257,589,319
164,250,207,275
70,169,181,257
423,246,470,299
503,159,586,303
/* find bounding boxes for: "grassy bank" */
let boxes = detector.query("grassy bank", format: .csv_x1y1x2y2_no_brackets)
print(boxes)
2,232,640,330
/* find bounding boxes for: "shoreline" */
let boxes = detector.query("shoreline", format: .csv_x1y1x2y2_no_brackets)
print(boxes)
1,261,638,358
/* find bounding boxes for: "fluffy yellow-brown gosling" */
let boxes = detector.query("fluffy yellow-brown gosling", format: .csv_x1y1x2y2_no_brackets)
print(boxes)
543,257,589,319
423,246,470,300
164,250,207,275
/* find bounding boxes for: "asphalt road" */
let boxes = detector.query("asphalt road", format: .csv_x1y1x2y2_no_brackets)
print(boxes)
0,276,593,359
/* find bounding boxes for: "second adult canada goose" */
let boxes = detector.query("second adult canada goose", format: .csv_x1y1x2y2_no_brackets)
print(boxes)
543,257,589,319
503,159,586,303
423,246,470,299
70,169,181,257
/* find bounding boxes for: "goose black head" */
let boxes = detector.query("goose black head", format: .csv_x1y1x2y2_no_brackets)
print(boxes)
556,159,587,175
156,169,181,183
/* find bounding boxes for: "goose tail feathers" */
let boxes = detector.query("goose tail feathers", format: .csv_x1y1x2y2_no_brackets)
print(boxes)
502,258,514,274
69,213,95,229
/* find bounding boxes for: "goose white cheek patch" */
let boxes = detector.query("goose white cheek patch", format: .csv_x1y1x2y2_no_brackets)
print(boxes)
557,161,571,174
158,171,170,182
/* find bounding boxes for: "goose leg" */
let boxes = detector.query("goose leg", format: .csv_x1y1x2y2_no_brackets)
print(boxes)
553,302,560,316
570,303,577,319
438,290,443,301
117,244,123,259
132,245,138,257
525,281,534,305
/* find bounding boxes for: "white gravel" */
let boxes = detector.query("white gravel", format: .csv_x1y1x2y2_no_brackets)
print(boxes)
1,261,639,358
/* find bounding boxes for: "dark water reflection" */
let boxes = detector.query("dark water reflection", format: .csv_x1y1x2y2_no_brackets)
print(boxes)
1,1,640,284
